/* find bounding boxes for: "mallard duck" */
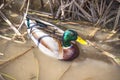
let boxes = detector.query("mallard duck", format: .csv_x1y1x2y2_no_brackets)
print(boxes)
25,18,87,61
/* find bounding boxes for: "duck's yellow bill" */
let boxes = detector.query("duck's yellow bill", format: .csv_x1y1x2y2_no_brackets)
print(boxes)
76,36,87,45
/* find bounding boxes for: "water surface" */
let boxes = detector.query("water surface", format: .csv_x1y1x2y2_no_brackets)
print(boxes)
0,39,120,80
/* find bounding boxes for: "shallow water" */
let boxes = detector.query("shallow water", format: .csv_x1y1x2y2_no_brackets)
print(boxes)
0,0,120,79
0,38,120,80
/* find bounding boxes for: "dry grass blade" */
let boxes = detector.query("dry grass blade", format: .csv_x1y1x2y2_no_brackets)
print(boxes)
62,0,74,9
88,28,100,39
104,17,115,26
0,34,26,44
0,74,5,80
114,57,120,65
102,0,113,18
1,0,14,10
0,46,34,66
0,72,16,80
55,6,61,19
20,0,26,11
95,0,100,15
99,0,106,16
103,30,117,41
113,6,120,30
68,1,73,18
87,1,98,22
97,0,113,25
0,52,4,56
44,0,49,8
87,40,120,65
32,49,40,80
91,1,98,21
60,0,65,19
116,0,120,3
103,6,120,40
40,0,44,9
74,0,92,21
55,0,74,19
58,63,72,80
28,11,53,19
0,11,21,36
71,2,75,20
48,0,54,17
34,57,39,80
0,3,4,9
58,56,79,80
18,0,30,30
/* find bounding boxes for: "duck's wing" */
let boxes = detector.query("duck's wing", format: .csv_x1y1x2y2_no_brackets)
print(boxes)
39,37,63,57
36,20,47,28
26,16,64,33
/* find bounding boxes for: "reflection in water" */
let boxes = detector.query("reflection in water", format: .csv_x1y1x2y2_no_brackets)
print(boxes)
0,39,120,80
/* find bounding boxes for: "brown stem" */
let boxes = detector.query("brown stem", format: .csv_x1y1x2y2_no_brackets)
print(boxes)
1,0,14,10
48,0,54,18
0,34,26,44
0,11,21,35
0,46,35,66
19,0,27,11
103,30,117,41
55,6,61,19
74,0,92,21
113,6,120,30
0,52,4,56
18,0,30,30
0,75,6,80
88,28,100,39
87,40,120,65
40,0,44,9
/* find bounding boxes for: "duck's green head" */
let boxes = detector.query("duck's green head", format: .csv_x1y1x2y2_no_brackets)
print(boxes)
62,29,87,47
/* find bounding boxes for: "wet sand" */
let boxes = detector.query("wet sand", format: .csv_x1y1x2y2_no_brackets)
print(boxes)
0,38,120,80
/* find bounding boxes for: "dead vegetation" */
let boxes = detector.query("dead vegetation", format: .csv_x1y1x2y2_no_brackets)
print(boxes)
0,0,119,42
0,0,120,80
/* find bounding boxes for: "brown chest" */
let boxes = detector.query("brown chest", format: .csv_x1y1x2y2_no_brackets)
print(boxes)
62,44,79,61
